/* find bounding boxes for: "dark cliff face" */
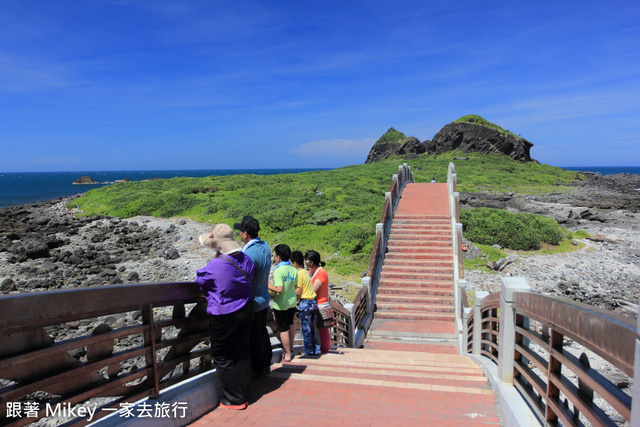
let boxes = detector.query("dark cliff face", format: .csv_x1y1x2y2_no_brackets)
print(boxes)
428,122,535,162
364,128,428,164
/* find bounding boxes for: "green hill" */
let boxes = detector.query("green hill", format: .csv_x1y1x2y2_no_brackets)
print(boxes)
71,151,582,278
454,114,519,138
373,127,406,145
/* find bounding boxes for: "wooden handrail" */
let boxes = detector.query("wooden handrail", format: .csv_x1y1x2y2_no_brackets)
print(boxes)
466,287,636,425
0,163,415,425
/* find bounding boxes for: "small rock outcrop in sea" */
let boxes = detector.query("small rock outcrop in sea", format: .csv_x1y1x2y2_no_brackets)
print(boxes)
429,115,535,162
364,128,428,164
73,176,98,185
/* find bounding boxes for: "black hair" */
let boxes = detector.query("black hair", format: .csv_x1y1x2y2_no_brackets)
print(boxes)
304,250,325,267
241,217,260,239
290,250,304,266
274,244,291,262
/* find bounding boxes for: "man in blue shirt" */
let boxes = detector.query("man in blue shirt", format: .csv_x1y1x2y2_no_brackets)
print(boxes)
234,216,273,377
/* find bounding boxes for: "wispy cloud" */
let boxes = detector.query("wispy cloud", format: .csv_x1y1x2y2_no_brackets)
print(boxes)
27,157,83,164
289,138,375,158
0,54,80,93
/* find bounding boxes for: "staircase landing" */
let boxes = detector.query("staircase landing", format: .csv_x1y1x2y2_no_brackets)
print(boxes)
190,348,500,425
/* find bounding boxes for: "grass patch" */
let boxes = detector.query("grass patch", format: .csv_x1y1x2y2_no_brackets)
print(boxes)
463,243,508,273
454,114,519,139
70,153,585,282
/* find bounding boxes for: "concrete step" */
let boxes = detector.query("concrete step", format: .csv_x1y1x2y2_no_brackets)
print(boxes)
387,237,451,246
393,213,451,224
374,311,455,321
385,245,452,254
383,258,454,268
376,294,454,305
385,252,452,261
378,278,453,289
391,223,451,230
380,271,453,281
376,301,454,313
389,234,451,241
381,264,454,274
377,286,454,296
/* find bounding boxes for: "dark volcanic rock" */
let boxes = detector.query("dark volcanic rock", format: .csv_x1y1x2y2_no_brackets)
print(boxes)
0,196,193,294
22,236,51,259
73,176,97,185
429,121,535,162
365,128,428,163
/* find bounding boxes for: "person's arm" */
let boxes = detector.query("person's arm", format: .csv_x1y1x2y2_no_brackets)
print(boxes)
268,271,283,293
311,277,322,293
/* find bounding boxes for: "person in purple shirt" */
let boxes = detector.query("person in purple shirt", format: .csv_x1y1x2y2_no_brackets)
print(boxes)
196,223,254,410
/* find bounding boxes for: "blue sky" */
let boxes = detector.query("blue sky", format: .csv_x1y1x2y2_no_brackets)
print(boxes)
1,1,639,172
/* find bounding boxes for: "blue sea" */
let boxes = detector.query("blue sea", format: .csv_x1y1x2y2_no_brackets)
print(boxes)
560,166,640,176
0,169,329,209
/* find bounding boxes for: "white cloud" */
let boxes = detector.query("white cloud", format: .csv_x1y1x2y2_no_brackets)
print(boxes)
289,138,375,157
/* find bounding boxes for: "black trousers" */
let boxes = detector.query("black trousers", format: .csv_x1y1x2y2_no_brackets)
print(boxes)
250,307,273,374
210,302,253,405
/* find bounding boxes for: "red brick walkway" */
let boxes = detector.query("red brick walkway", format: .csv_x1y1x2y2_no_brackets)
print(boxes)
190,349,500,426
190,182,501,426
366,182,458,353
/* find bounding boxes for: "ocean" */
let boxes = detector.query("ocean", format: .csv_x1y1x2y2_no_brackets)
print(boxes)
560,166,640,175
1,166,639,210
0,169,328,209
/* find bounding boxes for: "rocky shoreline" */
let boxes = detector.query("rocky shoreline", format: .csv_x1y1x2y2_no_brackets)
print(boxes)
0,197,358,305
461,171,640,315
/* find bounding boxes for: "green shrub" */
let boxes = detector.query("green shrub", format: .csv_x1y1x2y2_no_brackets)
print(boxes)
71,154,584,281
460,208,563,251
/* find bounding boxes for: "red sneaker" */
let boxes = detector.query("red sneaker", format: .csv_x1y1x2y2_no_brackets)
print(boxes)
219,399,248,410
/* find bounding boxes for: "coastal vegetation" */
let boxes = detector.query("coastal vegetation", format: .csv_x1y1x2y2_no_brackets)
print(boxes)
460,208,563,251
373,127,406,145
454,114,519,138
71,151,583,279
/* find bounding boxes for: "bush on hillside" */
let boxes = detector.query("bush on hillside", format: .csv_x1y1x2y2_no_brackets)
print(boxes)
460,207,563,251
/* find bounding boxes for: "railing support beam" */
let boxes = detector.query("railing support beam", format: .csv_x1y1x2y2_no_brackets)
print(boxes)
498,277,532,384
472,291,489,355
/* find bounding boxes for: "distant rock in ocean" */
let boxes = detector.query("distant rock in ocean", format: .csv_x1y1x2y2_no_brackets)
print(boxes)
72,176,98,185
364,115,536,163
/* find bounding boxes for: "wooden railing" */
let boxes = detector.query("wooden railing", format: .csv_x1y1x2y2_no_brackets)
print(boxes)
0,281,357,426
465,277,637,426
0,282,209,426
0,163,413,425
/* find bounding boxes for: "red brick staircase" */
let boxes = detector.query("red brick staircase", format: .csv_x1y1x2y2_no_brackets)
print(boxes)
365,183,458,353
376,214,455,322
189,182,500,426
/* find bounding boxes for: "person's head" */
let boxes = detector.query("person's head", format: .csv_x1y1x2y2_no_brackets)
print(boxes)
290,250,304,268
198,223,241,255
304,250,325,269
233,216,260,243
274,244,291,262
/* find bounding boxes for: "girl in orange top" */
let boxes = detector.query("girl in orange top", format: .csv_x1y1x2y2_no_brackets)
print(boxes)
305,250,331,354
